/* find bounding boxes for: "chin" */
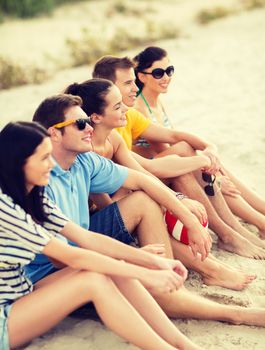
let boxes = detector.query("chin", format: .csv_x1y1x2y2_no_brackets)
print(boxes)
127,100,135,108
41,179,50,186
119,120,127,127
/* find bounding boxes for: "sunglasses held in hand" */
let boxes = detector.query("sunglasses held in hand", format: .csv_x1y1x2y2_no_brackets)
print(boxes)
52,117,92,131
141,65,175,79
202,172,216,196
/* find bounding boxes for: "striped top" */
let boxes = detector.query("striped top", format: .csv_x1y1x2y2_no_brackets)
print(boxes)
0,188,68,307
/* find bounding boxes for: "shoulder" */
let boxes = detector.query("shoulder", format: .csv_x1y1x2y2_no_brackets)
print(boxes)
0,188,21,217
109,130,124,146
126,108,145,120
126,108,151,127
76,152,105,173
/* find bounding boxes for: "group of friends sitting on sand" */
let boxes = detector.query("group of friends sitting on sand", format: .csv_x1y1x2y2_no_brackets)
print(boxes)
1,46,265,350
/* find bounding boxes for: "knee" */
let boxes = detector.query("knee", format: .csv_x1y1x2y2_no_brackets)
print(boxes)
75,271,113,298
175,141,195,157
128,191,162,213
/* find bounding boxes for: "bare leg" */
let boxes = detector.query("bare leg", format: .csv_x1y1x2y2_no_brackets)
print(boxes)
152,141,265,258
113,277,202,350
154,286,265,327
8,268,189,350
224,193,265,239
170,171,265,259
224,167,265,216
117,191,174,258
204,183,265,250
170,238,256,290
116,188,256,289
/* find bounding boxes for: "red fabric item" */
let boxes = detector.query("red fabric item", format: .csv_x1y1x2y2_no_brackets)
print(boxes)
164,210,208,245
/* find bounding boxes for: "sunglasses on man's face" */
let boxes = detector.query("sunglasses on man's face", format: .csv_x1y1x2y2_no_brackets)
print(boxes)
202,172,216,196
141,65,174,79
52,117,92,131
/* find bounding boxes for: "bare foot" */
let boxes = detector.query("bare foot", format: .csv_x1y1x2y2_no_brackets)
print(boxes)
237,227,265,250
218,234,265,259
202,264,256,291
232,307,265,327
208,254,244,272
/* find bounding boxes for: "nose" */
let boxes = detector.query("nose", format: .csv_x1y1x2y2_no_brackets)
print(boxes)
132,81,139,93
85,123,94,132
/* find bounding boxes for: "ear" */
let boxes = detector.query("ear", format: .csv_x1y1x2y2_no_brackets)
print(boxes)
91,113,102,125
48,127,61,143
137,72,147,84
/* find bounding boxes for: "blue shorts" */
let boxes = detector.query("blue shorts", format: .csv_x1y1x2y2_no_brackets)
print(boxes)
90,202,135,244
26,202,135,284
0,303,12,350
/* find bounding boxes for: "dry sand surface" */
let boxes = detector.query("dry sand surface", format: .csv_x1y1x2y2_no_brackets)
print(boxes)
0,1,265,349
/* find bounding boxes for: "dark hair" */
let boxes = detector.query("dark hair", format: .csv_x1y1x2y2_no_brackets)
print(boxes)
0,121,50,223
64,79,113,117
133,46,167,91
32,94,83,130
92,56,134,83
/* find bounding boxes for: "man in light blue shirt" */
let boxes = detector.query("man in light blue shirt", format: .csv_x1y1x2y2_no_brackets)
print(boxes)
26,93,211,284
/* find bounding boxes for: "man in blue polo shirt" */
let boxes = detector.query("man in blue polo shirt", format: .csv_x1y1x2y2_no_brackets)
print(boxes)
26,93,211,284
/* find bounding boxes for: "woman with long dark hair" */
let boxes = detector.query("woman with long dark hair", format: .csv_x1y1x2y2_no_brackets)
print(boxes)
0,121,205,350
133,46,265,248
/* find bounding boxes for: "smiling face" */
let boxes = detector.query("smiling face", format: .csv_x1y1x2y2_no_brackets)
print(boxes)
24,137,54,192
114,68,139,107
56,105,94,154
138,56,173,94
98,85,128,129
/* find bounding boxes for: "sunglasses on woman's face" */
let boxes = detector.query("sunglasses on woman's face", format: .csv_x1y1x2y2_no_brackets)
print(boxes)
141,65,174,79
52,117,92,131
202,172,216,196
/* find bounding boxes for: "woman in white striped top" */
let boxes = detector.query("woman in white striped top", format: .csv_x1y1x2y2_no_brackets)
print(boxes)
0,121,204,350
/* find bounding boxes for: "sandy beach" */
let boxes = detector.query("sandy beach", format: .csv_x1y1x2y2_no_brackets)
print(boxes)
1,1,265,349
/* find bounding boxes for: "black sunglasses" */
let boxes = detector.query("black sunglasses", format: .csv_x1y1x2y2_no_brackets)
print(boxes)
74,118,93,130
141,65,174,79
52,117,92,131
202,172,216,196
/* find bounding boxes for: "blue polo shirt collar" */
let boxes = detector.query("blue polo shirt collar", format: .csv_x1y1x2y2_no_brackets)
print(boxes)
51,158,81,177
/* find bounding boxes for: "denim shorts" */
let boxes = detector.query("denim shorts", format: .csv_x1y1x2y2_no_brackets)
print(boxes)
26,202,135,285
90,202,135,245
0,303,12,350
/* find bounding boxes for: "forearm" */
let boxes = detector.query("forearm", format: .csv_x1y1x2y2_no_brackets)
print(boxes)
124,170,199,229
173,131,213,151
61,221,157,268
145,154,210,178
72,248,151,280
44,238,150,280
120,155,152,177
